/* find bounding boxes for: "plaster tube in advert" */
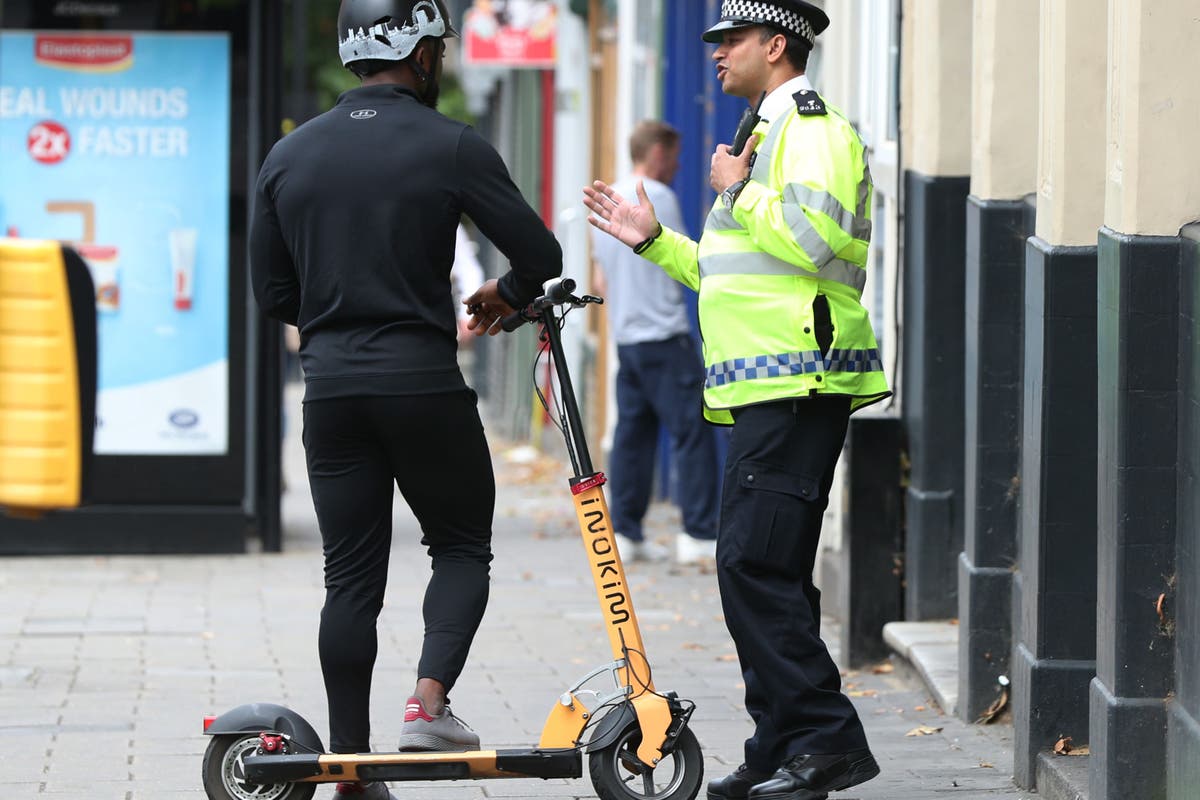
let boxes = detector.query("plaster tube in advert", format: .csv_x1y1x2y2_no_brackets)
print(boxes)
169,227,197,310
78,244,120,312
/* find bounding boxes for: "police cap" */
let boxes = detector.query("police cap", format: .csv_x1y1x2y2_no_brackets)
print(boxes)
702,0,830,47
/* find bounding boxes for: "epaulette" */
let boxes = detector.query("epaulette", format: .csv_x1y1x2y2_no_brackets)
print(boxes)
793,89,827,116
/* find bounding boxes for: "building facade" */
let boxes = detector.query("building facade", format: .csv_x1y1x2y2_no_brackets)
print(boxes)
577,1,1200,798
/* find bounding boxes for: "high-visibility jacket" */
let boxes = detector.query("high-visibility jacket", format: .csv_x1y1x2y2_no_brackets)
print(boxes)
643,90,891,424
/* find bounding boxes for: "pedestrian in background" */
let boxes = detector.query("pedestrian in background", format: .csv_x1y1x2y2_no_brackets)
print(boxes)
584,1,889,798
590,120,720,565
250,1,561,797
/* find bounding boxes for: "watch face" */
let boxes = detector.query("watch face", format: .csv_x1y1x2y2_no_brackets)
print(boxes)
722,180,744,212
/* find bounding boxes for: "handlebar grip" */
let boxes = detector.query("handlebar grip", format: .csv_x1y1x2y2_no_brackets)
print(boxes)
500,309,529,332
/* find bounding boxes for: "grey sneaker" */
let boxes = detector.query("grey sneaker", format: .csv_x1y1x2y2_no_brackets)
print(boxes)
397,696,481,752
333,781,397,799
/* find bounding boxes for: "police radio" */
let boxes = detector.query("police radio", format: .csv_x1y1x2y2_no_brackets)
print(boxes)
731,91,767,157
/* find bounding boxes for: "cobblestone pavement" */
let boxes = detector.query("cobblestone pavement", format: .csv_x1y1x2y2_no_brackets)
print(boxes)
0,390,1030,799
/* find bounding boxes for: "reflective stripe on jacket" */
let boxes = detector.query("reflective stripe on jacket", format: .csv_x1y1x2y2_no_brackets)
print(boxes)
643,93,890,424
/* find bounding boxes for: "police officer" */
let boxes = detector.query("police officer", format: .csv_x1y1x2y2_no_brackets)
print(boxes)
251,1,561,797
584,2,887,799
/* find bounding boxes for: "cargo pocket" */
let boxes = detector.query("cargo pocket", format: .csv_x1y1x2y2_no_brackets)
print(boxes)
722,459,821,572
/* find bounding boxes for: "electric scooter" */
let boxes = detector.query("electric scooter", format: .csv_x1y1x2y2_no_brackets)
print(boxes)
200,278,704,800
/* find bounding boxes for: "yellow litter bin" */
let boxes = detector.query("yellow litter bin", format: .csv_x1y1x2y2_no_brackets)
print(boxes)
0,238,96,512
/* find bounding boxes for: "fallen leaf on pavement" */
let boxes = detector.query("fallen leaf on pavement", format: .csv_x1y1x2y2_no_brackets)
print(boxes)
717,653,739,662
872,663,895,674
914,705,927,712
979,761,994,769
681,642,706,650
976,688,1009,724
848,689,877,697
1054,736,1072,754
905,725,943,737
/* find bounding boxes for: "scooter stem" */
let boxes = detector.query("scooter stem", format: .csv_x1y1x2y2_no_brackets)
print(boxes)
539,307,592,476
544,306,673,766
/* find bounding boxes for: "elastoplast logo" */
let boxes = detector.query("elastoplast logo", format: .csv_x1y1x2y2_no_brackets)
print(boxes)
35,35,134,72
169,409,200,429
350,109,377,120
27,120,71,165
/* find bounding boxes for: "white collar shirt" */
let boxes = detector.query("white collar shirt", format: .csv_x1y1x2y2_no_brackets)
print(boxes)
757,74,815,125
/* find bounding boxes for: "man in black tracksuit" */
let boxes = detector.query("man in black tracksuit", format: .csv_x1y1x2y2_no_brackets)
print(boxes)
249,1,560,790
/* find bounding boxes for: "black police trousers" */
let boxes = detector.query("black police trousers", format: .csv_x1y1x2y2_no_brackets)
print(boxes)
716,396,869,770
302,391,494,754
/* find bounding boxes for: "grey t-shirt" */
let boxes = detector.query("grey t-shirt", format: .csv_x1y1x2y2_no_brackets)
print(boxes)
590,176,692,345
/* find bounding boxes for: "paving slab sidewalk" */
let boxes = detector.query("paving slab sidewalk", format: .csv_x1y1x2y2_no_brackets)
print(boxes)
0,389,1029,799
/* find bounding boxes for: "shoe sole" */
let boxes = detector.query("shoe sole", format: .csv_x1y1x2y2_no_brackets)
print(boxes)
752,755,879,800
709,792,815,800
396,734,481,752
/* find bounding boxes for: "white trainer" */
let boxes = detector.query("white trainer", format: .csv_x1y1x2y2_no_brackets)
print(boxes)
675,532,717,565
614,533,670,562
397,697,480,752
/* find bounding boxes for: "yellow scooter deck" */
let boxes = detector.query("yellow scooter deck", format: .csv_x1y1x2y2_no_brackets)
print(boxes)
243,747,581,784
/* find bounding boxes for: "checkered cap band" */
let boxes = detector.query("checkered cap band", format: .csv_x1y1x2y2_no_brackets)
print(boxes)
720,0,816,45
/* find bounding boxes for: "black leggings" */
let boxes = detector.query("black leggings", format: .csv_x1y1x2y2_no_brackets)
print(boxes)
302,391,494,754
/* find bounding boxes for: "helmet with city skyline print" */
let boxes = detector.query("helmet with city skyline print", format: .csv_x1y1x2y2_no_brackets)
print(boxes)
337,0,458,107
337,0,458,71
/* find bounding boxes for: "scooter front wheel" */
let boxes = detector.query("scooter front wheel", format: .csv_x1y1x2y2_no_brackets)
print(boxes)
589,723,703,800
202,733,316,800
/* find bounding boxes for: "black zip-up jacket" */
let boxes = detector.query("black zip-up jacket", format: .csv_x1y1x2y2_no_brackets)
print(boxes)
250,84,562,400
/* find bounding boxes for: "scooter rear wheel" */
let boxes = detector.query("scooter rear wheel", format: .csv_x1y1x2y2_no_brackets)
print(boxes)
589,723,703,800
202,733,316,800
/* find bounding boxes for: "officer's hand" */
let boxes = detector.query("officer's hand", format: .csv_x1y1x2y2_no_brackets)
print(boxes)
583,180,660,250
464,279,516,337
710,134,760,193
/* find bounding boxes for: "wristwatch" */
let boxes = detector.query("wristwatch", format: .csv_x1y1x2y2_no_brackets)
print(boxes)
721,178,748,212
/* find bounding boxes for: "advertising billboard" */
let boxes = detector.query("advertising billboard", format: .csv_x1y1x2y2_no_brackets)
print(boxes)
463,0,557,67
0,30,231,455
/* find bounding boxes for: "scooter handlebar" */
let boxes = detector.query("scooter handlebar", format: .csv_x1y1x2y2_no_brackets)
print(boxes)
500,308,531,332
500,277,580,331
543,277,576,304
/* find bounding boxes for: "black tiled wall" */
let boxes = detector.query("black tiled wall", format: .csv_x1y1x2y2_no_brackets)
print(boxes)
902,171,971,620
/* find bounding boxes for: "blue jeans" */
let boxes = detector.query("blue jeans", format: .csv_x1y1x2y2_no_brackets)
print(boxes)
609,334,719,542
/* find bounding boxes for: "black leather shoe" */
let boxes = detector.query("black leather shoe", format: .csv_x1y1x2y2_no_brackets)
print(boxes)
706,764,776,800
747,750,879,800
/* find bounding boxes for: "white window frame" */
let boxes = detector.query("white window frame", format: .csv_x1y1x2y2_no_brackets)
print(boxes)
853,0,901,402
615,0,663,178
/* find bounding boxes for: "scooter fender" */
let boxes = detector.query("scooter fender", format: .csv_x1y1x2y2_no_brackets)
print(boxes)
583,696,674,762
583,703,637,754
204,702,325,755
